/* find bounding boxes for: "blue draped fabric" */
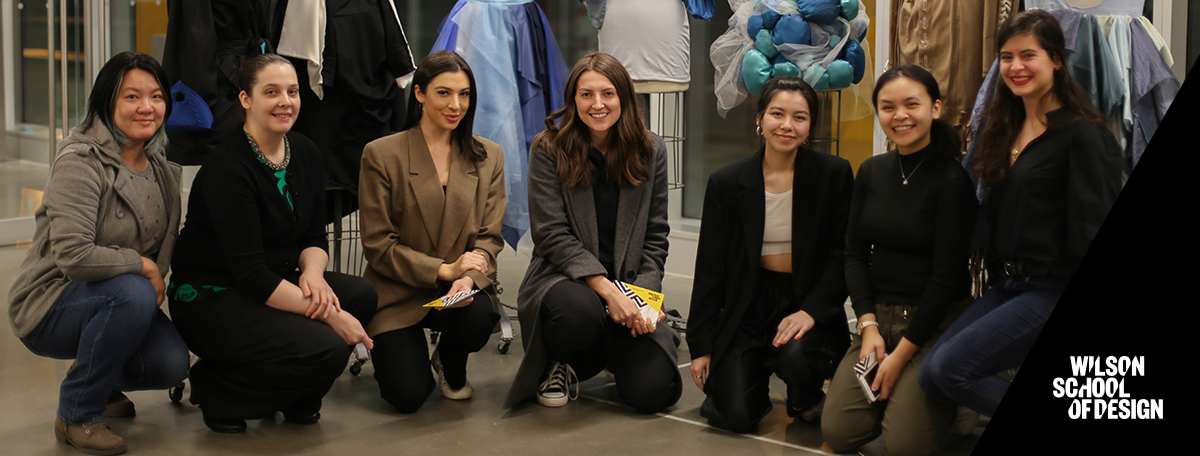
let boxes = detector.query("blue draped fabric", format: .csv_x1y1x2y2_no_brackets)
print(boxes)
433,0,568,249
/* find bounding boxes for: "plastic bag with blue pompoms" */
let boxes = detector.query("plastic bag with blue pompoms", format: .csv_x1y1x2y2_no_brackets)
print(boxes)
710,0,874,120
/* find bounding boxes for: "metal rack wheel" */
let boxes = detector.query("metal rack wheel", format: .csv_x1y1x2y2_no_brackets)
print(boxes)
169,383,185,403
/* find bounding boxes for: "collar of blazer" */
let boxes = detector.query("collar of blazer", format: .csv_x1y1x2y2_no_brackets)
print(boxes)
734,147,820,278
405,127,480,258
561,151,649,278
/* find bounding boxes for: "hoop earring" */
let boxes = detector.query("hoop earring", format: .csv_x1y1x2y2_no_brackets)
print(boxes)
755,126,763,136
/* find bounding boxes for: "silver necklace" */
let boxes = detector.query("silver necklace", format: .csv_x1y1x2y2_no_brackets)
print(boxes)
244,131,290,171
899,152,927,185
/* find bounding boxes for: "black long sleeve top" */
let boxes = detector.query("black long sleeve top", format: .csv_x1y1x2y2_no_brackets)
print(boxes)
987,109,1124,285
171,130,328,303
845,142,977,347
587,146,620,278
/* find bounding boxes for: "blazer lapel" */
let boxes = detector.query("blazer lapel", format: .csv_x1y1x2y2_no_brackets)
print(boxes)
737,155,765,273
407,129,445,248
791,148,818,277
438,142,477,257
612,181,644,278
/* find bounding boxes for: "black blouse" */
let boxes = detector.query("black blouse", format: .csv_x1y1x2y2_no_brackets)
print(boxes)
845,141,977,347
987,109,1124,285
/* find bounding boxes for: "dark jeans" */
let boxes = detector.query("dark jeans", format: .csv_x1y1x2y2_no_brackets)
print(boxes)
169,271,377,420
21,274,190,424
918,278,1061,416
540,280,682,414
371,292,499,413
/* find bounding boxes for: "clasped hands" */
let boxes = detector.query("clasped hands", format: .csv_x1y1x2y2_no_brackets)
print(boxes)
586,275,666,338
435,251,487,309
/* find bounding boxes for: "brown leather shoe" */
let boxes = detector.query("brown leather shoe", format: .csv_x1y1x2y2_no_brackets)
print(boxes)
54,418,127,455
103,391,135,418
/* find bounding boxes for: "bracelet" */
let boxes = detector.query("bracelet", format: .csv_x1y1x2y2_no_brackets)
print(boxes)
858,320,879,331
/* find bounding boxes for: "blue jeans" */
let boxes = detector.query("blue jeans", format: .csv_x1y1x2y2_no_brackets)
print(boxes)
918,278,1061,416
20,274,190,424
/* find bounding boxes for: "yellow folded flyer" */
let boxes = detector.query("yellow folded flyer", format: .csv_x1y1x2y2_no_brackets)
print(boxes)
612,281,665,326
424,289,480,308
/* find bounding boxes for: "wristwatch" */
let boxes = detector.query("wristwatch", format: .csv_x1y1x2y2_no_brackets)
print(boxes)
858,320,879,332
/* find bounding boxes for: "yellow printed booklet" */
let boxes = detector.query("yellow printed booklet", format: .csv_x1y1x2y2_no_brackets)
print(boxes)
612,281,665,325
423,289,480,308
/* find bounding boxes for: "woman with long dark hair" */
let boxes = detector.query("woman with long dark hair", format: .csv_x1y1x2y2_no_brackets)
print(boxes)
169,54,377,433
359,50,505,413
918,9,1124,417
504,52,679,413
9,51,189,455
821,65,977,455
688,76,854,433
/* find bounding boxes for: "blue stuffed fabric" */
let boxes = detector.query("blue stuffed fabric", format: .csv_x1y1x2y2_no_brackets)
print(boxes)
841,0,859,20
761,8,781,28
830,34,842,51
827,60,854,89
165,80,213,131
795,0,841,25
741,49,774,96
772,61,800,78
748,9,783,39
748,14,765,39
803,64,830,91
843,40,866,83
773,14,812,47
756,29,779,58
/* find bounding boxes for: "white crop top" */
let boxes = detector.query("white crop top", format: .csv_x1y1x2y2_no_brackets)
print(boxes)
762,189,793,255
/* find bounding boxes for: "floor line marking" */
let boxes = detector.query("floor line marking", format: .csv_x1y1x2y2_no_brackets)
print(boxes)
579,395,833,455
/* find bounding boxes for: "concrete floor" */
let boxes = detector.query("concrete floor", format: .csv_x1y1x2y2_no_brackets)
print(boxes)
0,243,982,455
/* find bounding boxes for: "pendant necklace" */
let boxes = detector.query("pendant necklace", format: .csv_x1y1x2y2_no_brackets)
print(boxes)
899,152,927,185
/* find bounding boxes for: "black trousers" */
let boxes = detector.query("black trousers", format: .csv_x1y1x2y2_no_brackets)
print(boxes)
371,292,499,413
700,270,840,433
540,280,682,414
169,271,377,420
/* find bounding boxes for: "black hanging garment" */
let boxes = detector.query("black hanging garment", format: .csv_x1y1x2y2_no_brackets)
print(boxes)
162,0,274,166
274,0,417,222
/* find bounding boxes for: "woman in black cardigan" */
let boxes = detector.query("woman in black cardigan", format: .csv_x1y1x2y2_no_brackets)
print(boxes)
688,76,853,433
169,54,376,433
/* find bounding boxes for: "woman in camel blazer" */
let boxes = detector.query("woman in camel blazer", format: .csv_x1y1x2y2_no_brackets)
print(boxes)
359,51,505,413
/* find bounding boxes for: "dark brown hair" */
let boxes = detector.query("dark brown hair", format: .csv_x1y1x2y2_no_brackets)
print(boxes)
533,52,651,187
873,64,962,159
754,76,819,153
973,9,1101,186
236,53,294,93
402,50,486,163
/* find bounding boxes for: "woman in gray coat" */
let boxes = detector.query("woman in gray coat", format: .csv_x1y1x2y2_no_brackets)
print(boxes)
503,52,680,413
7,52,189,455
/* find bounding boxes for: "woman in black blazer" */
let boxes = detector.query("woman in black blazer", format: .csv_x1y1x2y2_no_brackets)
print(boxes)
688,76,853,433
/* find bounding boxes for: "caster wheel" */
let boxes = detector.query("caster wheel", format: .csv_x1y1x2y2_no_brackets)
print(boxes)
349,363,362,376
497,341,510,354
169,383,185,403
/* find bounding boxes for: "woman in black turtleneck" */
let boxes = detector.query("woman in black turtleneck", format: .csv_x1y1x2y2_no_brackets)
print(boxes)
822,64,977,455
